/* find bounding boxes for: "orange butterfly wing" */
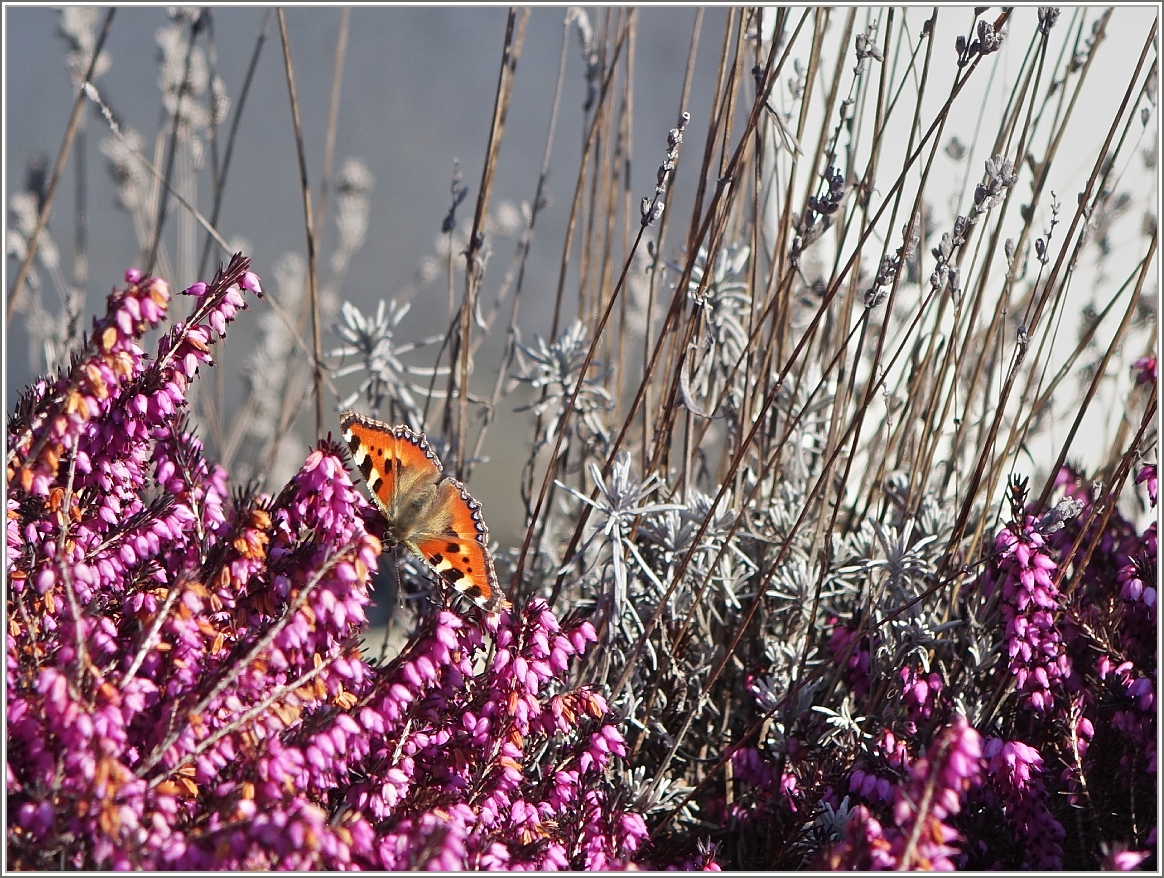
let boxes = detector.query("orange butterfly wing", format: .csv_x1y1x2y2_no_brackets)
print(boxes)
340,410,503,615
340,410,441,523
406,476,503,615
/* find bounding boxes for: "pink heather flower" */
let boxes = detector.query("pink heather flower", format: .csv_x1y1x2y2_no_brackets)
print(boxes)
1137,463,1157,507
1118,548,1157,617
339,596,652,869
826,804,896,870
7,272,172,497
662,839,721,870
975,735,1065,868
1046,463,1155,737
900,665,945,721
1096,656,1157,775
981,516,1070,713
1101,844,1151,870
828,717,981,870
1132,355,1156,385
895,717,979,833
240,270,263,294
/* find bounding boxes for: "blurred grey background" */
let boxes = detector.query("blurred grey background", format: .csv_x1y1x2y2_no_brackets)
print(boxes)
5,7,728,556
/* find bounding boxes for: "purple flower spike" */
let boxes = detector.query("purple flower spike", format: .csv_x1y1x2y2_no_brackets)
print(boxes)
1137,464,1157,507
981,516,1070,713
827,716,981,870
975,735,1065,868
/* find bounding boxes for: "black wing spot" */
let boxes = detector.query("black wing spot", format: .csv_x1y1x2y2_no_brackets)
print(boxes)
429,553,444,566
446,542,460,554
441,568,465,584
359,457,374,481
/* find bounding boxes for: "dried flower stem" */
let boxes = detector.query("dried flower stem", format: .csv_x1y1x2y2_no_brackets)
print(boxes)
277,9,324,439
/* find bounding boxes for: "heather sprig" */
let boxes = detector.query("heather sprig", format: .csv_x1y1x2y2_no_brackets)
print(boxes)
971,737,1066,869
343,599,650,870
980,513,1071,714
824,717,981,870
6,262,655,870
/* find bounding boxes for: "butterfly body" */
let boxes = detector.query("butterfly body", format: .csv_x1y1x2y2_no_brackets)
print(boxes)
340,411,503,614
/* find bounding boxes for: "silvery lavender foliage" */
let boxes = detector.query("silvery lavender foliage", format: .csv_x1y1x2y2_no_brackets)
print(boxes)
859,516,966,679
513,319,613,452
624,484,765,760
329,298,444,425
557,453,681,624
640,486,757,616
5,261,662,870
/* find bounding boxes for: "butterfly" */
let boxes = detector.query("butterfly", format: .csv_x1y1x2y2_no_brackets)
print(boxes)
340,410,504,615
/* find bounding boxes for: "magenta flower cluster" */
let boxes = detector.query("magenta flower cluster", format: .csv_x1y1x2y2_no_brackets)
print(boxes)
849,728,910,807
981,514,1070,713
5,258,1154,871
340,600,649,870
6,261,654,870
827,717,982,870
1051,464,1157,783
968,464,1155,868
972,736,1065,868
